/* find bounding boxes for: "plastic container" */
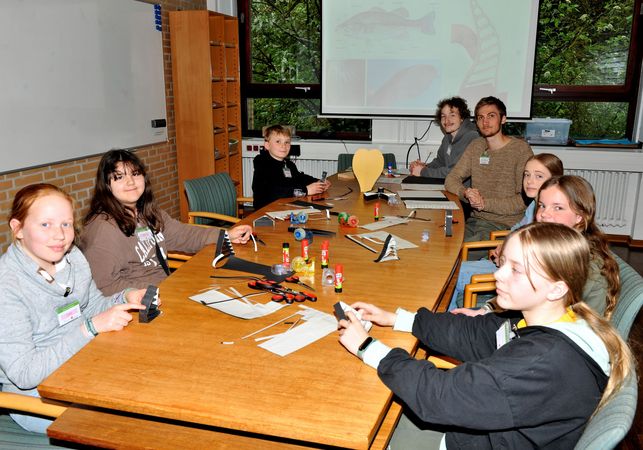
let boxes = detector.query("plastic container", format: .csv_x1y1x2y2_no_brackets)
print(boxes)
525,118,572,145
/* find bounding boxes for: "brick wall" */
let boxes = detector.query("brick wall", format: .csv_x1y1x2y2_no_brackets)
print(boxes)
0,0,207,253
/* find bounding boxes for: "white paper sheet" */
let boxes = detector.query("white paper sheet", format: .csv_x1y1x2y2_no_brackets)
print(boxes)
376,175,403,184
403,200,460,210
397,190,446,199
360,216,409,230
400,183,444,191
258,306,337,356
189,289,287,319
347,231,418,250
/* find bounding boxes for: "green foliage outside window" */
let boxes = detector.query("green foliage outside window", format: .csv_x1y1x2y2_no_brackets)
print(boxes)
245,0,637,140
250,0,320,84
536,0,633,85
533,0,634,139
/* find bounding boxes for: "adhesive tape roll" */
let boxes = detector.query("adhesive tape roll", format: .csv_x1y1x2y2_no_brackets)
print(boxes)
297,212,308,224
347,215,359,227
337,212,349,225
293,227,306,240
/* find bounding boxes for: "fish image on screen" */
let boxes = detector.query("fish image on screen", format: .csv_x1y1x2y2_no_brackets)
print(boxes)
367,62,438,108
321,0,539,119
336,7,436,38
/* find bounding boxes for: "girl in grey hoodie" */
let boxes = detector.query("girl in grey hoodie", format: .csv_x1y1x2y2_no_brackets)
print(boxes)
0,184,146,433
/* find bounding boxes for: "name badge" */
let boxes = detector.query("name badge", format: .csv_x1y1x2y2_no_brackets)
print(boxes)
136,226,154,242
479,155,490,165
283,167,292,178
495,320,515,349
56,300,81,327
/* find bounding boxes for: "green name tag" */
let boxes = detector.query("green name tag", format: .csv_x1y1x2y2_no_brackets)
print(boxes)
55,300,81,326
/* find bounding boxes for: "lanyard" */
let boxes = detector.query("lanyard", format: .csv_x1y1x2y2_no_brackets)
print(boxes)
152,233,171,276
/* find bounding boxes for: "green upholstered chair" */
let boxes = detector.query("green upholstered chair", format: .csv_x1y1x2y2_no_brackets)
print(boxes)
573,372,638,450
170,172,252,269
573,254,642,449
183,172,252,227
337,153,397,172
611,254,643,339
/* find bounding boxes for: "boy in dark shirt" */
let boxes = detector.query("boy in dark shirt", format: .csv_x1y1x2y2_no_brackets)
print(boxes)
252,125,331,210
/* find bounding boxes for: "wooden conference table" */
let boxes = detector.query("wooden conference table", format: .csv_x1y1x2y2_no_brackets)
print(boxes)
40,176,464,449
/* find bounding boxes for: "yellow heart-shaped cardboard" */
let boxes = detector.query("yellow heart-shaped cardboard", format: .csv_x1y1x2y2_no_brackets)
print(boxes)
352,148,384,192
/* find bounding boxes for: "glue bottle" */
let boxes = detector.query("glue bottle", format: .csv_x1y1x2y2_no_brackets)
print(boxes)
282,242,290,268
301,239,310,263
321,240,329,268
334,264,344,293
374,202,380,221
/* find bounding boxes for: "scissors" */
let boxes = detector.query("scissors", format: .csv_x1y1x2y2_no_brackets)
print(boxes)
252,232,267,246
247,280,316,304
284,274,315,291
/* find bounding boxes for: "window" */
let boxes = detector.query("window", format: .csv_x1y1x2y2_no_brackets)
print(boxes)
532,0,640,139
239,0,370,139
241,0,641,140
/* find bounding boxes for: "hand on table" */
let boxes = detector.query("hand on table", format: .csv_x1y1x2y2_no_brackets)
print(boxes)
409,160,426,176
307,181,329,195
338,311,370,356
351,302,396,327
91,303,146,333
229,225,253,244
124,288,147,305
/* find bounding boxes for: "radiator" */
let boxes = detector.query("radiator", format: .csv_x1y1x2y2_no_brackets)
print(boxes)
242,157,337,198
566,169,632,228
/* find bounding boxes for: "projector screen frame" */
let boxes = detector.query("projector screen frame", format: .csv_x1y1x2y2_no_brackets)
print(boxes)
320,0,541,120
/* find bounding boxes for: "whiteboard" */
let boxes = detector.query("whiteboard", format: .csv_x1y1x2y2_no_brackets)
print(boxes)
0,0,167,173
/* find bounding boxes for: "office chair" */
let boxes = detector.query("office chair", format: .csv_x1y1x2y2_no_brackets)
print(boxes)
575,256,640,450
183,172,252,226
166,173,252,270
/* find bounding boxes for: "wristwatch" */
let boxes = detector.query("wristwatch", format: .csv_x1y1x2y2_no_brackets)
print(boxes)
357,336,376,360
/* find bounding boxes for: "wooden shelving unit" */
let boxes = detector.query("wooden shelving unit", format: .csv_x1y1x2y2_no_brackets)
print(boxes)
169,10,242,221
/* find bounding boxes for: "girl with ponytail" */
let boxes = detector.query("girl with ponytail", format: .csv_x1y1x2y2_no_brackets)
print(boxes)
337,222,633,449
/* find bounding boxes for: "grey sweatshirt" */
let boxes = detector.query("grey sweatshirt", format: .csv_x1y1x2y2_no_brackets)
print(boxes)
421,119,479,179
0,243,122,395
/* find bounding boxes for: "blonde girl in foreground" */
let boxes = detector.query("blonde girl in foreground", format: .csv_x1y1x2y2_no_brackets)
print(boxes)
338,222,633,449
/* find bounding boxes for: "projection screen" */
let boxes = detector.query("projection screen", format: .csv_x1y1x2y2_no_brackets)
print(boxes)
321,0,540,119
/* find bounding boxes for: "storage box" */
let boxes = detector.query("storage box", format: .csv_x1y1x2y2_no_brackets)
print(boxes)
525,118,572,145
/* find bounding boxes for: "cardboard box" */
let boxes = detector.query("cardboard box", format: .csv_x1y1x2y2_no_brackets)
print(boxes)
525,118,572,145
